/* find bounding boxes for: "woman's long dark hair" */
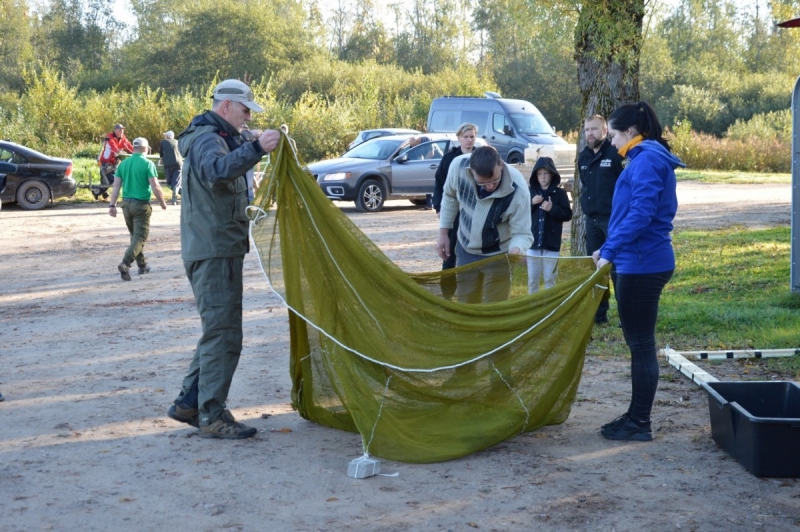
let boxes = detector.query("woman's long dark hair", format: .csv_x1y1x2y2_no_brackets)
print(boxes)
608,101,671,152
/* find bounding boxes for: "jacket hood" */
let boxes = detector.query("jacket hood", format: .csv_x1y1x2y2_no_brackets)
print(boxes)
177,111,240,158
530,156,561,187
633,140,686,170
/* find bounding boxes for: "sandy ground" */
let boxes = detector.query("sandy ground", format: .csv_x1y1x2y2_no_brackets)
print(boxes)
1,181,798,532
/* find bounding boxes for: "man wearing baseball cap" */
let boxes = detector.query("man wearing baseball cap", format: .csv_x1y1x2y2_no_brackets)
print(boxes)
108,137,167,281
167,79,280,439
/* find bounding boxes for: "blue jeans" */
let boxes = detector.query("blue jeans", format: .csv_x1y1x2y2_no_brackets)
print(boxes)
616,270,673,423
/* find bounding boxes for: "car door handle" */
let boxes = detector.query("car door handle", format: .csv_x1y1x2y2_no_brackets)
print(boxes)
429,164,438,169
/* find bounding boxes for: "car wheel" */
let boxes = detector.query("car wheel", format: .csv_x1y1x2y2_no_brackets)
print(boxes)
508,153,524,164
355,179,386,213
17,180,51,210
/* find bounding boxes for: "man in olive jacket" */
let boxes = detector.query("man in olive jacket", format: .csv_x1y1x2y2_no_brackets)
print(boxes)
167,79,280,439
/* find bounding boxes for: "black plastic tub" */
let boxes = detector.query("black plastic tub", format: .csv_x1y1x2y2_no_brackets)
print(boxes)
702,380,800,477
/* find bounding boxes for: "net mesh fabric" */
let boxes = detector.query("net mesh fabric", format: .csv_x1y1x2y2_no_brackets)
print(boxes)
249,136,608,463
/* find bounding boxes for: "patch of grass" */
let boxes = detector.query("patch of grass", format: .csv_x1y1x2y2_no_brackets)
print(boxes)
675,168,791,184
54,157,169,206
594,226,800,378
662,227,799,348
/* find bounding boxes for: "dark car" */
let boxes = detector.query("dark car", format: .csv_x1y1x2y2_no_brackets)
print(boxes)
348,128,421,151
0,161,19,212
0,140,76,210
307,133,485,213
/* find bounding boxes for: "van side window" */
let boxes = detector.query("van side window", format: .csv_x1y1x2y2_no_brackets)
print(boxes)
493,113,509,135
461,111,488,135
429,111,460,131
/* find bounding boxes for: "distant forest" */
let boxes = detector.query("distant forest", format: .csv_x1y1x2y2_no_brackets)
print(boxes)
0,0,797,170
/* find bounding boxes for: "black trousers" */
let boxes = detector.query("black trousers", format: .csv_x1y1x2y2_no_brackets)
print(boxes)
585,215,616,317
616,270,673,423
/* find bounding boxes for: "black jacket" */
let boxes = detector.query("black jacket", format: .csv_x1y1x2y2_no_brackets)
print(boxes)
578,138,624,217
433,146,465,213
529,157,572,252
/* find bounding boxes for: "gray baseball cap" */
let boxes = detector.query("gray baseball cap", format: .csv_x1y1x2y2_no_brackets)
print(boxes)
211,79,264,113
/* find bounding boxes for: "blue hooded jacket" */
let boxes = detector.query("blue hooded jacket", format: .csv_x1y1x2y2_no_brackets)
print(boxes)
600,140,685,274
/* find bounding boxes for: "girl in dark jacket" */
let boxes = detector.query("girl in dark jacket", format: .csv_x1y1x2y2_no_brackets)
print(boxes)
526,157,572,293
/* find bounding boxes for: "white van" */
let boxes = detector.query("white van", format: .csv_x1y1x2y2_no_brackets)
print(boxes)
426,92,576,179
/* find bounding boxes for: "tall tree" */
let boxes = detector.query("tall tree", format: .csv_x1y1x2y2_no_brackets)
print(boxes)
392,0,463,74
32,0,120,85
570,0,644,255
0,0,34,90
473,0,580,131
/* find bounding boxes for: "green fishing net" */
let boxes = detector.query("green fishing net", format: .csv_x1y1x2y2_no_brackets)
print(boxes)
249,136,609,463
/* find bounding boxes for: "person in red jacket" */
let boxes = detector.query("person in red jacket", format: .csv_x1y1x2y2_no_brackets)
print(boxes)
94,124,134,201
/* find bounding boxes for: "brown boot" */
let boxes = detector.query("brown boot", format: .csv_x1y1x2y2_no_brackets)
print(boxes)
199,410,257,440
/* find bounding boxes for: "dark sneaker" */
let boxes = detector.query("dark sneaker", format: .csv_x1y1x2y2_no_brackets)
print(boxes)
200,410,257,440
594,314,609,325
118,262,131,281
168,403,199,428
137,265,150,275
601,413,630,432
601,417,652,441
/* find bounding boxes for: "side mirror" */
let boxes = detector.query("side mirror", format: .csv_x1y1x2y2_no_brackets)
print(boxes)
397,154,409,164
503,125,513,137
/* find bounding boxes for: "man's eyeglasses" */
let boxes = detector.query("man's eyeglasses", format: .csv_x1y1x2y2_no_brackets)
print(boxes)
468,166,503,190
473,176,502,189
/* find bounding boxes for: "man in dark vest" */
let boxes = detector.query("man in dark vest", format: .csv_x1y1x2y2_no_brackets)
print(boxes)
167,79,280,439
578,115,624,324
158,131,182,205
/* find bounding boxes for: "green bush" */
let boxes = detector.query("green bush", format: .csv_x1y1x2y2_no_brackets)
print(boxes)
669,120,790,173
726,109,791,144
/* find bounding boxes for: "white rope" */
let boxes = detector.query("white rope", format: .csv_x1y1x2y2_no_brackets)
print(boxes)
248,193,385,335
491,361,530,430
363,376,392,455
248,214,607,374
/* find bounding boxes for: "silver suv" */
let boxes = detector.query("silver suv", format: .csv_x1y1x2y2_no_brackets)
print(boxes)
309,133,484,213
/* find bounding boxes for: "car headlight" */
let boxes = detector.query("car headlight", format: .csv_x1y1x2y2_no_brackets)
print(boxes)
322,172,352,181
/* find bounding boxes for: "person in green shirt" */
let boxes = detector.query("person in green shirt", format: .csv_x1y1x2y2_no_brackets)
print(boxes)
108,137,167,281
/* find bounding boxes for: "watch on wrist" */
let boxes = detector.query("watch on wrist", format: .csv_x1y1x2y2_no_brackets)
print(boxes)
109,204,116,208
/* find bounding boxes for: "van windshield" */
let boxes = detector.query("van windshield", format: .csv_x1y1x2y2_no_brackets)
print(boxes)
509,112,554,136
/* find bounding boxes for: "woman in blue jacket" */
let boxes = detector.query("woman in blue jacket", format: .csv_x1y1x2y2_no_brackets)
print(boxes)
592,101,684,442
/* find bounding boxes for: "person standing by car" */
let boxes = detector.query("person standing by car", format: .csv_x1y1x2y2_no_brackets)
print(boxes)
593,101,683,442
95,124,134,201
579,115,624,323
159,131,182,205
437,145,532,303
108,137,167,280
408,135,434,209
526,157,572,293
432,123,477,268
167,79,280,439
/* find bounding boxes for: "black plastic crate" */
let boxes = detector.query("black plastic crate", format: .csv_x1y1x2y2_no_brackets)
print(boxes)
702,381,800,477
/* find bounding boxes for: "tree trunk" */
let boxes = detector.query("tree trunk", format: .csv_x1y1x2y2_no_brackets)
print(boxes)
570,0,644,257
